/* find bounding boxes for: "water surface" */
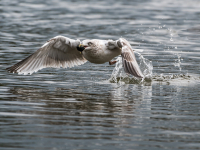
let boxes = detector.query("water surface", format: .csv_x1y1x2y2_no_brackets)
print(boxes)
1,0,200,149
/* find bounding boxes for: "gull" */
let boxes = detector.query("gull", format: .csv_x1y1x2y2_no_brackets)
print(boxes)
6,36,144,78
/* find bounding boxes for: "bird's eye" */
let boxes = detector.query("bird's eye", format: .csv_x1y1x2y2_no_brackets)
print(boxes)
88,42,92,46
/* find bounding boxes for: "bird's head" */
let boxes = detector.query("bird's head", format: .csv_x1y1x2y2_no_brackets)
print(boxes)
77,40,96,52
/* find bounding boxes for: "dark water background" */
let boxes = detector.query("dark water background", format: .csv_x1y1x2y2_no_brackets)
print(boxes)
1,0,200,149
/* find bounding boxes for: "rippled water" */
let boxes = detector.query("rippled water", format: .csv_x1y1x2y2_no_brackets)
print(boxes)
1,0,200,149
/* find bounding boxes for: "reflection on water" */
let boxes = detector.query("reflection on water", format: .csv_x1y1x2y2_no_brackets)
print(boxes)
1,0,200,149
2,80,200,149
4,85,153,143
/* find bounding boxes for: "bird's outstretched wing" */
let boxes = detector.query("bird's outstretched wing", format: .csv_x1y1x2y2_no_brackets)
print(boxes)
6,36,87,75
120,38,144,78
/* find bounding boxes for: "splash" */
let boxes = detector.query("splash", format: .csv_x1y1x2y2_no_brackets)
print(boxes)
153,73,191,82
109,52,153,84
173,53,182,71
109,56,127,84
151,73,197,86
136,51,153,78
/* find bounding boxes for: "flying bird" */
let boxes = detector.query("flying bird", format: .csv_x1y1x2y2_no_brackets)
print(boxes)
6,36,144,78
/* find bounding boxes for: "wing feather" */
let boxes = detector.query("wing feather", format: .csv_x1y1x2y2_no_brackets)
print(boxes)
6,36,87,75
120,38,144,78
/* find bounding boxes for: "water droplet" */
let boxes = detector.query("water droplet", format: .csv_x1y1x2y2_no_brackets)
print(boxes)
109,54,153,83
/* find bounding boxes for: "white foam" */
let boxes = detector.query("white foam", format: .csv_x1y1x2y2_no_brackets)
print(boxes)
110,53,153,84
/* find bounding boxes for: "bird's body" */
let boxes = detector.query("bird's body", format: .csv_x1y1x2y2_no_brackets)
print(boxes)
6,36,144,78
81,39,121,64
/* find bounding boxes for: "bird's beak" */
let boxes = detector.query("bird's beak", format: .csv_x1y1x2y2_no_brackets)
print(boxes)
77,44,86,52
79,44,84,47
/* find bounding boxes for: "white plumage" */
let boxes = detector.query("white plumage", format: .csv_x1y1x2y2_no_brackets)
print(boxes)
6,36,144,78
